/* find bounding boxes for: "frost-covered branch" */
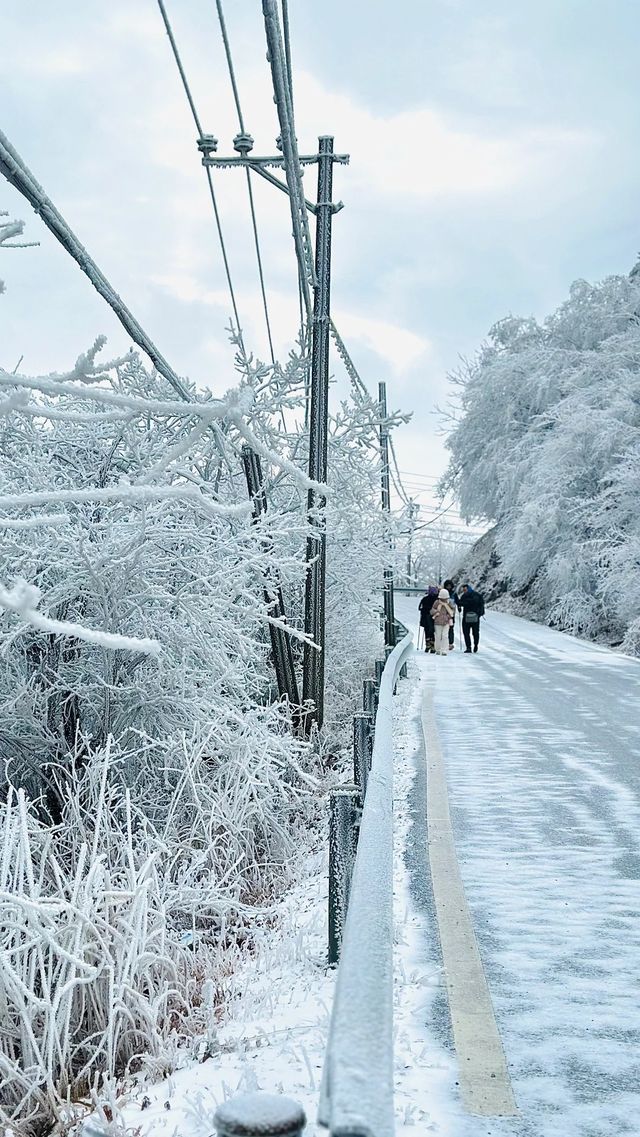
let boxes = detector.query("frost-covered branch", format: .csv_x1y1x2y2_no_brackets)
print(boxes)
0,211,38,295
0,579,160,654
0,513,69,529
0,484,250,518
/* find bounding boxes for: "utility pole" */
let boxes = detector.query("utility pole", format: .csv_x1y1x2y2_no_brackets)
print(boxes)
302,136,335,733
378,382,396,648
241,445,300,713
201,132,347,734
406,499,419,586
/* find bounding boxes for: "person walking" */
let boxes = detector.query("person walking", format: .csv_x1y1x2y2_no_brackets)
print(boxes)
458,583,485,653
443,578,459,651
418,584,439,653
431,588,455,656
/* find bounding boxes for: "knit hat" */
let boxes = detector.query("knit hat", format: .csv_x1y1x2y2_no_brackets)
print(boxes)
438,588,449,600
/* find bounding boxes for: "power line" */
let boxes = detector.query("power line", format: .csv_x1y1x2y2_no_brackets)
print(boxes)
412,501,458,529
329,320,371,402
405,534,480,548
389,465,409,506
414,517,485,535
156,0,245,351
264,1,386,439
262,0,315,321
0,128,191,402
281,0,295,108
214,0,245,129
413,507,476,521
215,0,276,366
397,471,443,483
388,434,411,505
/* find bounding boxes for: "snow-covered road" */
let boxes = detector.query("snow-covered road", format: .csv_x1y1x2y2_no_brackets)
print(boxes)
395,595,640,1137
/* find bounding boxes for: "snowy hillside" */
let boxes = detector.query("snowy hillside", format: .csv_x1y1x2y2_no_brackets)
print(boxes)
442,269,640,654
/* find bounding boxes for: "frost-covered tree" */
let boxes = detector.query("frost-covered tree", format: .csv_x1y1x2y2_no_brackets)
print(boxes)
407,524,474,587
442,270,640,648
0,336,388,1132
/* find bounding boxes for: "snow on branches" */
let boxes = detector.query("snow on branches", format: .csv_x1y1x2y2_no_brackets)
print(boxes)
0,336,388,1134
0,577,160,654
0,209,38,294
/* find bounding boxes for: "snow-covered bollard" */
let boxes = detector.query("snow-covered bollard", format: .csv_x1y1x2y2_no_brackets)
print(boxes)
213,1093,306,1136
353,712,374,800
328,785,361,965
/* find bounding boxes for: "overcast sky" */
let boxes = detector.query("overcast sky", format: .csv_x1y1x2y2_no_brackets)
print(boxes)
1,1,638,526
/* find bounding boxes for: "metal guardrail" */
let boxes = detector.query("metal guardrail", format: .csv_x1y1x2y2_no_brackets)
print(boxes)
210,621,413,1137
318,624,413,1137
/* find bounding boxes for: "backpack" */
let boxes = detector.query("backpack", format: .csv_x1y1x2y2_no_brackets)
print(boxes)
432,600,453,627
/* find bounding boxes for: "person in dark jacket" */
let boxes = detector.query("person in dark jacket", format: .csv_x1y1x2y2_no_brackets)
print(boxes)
443,578,459,650
418,585,439,653
458,584,485,653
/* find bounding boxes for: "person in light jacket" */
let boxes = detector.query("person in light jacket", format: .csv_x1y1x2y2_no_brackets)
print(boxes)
430,588,455,656
443,578,458,651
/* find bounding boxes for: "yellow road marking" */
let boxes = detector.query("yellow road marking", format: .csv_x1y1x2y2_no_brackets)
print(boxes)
421,688,518,1117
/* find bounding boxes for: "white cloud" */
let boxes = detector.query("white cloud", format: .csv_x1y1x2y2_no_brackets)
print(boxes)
334,311,430,375
291,72,598,201
151,272,430,380
150,274,223,309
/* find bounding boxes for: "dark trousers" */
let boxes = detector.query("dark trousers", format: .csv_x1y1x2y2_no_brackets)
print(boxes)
421,618,435,652
463,619,480,651
448,619,455,647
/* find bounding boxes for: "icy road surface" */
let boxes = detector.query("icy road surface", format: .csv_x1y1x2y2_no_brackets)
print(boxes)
395,594,640,1137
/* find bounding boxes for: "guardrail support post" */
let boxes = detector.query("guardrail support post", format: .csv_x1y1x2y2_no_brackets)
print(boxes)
213,1092,306,1136
328,785,360,966
353,712,374,800
363,677,377,715
375,658,384,689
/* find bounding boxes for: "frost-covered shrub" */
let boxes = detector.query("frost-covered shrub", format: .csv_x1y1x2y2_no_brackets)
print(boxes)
444,269,640,650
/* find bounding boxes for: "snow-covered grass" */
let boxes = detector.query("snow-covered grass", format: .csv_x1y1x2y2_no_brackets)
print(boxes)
114,842,334,1137
101,659,463,1137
